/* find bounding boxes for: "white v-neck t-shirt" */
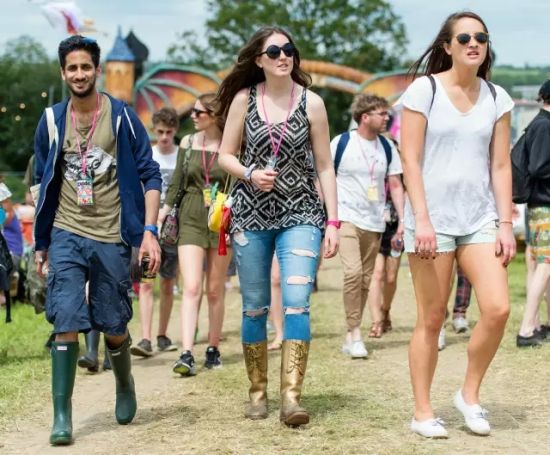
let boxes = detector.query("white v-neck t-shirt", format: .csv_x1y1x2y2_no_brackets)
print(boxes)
330,131,402,232
395,75,514,236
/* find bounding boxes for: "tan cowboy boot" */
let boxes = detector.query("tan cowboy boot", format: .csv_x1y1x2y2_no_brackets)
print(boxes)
280,340,310,426
243,341,268,419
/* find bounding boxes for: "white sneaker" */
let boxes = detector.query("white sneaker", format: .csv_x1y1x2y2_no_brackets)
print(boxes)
438,327,446,351
453,390,490,435
349,340,368,358
342,342,352,356
410,417,448,438
452,317,469,333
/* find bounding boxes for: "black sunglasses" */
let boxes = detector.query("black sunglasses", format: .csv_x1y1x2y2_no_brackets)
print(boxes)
455,32,489,45
258,42,295,59
191,107,209,116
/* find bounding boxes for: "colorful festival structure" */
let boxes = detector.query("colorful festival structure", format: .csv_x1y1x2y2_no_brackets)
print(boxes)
104,29,412,133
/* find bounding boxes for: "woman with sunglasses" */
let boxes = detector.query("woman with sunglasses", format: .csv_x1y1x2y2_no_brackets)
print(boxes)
162,93,232,376
216,26,339,427
397,11,515,438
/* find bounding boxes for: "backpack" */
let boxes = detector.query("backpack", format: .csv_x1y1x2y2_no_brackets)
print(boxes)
22,248,47,314
511,130,531,204
0,232,14,323
334,132,392,176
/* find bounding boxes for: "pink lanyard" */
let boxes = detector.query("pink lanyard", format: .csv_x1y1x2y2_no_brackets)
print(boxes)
70,92,101,177
357,134,378,185
201,135,219,187
260,82,295,159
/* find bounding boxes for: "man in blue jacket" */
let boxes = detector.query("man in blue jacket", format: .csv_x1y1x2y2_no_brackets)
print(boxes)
33,35,162,445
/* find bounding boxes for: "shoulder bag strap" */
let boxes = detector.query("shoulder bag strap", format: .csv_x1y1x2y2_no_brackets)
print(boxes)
173,134,194,208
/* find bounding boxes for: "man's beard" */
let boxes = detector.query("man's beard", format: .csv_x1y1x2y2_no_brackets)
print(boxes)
67,77,96,98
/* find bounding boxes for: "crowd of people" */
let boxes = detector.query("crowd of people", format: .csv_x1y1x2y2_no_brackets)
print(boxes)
2,7,549,448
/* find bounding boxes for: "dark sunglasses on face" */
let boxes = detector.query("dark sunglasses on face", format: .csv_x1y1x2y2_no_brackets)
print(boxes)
258,42,295,59
455,32,489,45
191,107,209,116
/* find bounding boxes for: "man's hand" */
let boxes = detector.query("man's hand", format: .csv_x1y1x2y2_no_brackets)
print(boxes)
35,250,49,278
139,231,161,274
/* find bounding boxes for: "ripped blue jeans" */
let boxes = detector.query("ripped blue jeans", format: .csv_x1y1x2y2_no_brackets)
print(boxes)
232,225,322,343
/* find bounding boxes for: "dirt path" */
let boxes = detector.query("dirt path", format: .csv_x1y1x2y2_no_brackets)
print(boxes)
1,257,549,454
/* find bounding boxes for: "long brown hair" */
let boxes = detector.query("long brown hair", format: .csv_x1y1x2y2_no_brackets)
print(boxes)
198,93,225,132
409,11,492,80
215,26,312,120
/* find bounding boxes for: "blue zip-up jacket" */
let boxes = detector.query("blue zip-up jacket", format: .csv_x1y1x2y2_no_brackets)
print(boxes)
33,93,161,250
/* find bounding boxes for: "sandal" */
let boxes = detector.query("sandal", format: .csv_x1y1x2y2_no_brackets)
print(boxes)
368,322,384,338
267,340,282,351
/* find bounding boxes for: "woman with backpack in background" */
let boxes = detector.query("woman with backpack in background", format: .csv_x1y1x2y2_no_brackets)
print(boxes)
397,11,515,438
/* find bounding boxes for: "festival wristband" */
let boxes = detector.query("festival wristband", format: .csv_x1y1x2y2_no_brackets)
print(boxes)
144,224,159,237
244,164,257,181
326,220,342,229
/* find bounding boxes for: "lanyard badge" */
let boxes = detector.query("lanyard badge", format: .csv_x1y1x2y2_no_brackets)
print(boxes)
76,178,94,206
357,135,380,202
261,82,295,171
71,92,101,207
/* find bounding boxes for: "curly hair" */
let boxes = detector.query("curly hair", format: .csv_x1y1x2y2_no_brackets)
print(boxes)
152,107,179,129
58,35,100,68
350,94,389,124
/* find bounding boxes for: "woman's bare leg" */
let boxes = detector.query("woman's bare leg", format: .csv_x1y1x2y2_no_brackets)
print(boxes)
178,245,206,353
205,248,232,347
408,253,455,420
457,244,510,404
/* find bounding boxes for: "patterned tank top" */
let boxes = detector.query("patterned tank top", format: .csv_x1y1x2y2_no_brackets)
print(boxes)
230,84,326,233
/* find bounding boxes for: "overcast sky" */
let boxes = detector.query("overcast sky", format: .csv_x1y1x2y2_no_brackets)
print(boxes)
0,0,548,67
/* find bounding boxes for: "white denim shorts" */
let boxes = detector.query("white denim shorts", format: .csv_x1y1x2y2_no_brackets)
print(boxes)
404,220,498,254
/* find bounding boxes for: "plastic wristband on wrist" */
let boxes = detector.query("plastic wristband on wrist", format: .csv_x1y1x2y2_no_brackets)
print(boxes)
498,220,513,226
326,220,342,229
144,224,158,237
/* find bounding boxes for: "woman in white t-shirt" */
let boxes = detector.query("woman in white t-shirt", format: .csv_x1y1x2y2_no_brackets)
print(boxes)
397,11,516,438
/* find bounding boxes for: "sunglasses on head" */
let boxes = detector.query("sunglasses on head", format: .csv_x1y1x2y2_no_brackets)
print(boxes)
191,107,209,116
455,32,489,45
258,42,295,59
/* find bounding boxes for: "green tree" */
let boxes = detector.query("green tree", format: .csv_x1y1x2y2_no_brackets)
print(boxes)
167,0,408,132
0,36,62,173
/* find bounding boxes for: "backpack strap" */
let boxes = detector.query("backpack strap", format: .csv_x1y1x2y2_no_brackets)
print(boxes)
485,80,497,101
378,135,392,173
428,74,437,110
334,131,351,176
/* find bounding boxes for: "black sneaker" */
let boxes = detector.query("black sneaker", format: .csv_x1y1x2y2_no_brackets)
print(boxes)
516,333,543,348
173,351,196,376
157,335,178,352
130,338,154,357
204,346,222,369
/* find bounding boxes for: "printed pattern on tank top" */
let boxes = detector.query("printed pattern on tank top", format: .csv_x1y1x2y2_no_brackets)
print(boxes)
230,84,325,233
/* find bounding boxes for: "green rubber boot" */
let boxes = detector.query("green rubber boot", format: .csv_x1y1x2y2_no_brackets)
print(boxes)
106,335,137,424
49,341,79,446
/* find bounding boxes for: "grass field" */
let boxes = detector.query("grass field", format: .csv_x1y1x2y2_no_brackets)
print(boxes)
1,253,550,454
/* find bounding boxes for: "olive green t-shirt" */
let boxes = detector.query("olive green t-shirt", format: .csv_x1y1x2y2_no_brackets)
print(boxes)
53,94,121,242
